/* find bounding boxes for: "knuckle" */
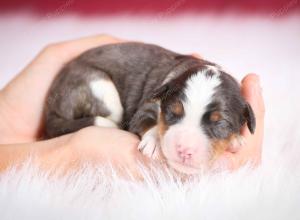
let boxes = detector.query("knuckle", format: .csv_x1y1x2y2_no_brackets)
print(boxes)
97,34,120,43
41,42,65,55
98,33,112,40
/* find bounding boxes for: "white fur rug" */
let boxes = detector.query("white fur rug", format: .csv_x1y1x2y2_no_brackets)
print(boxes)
0,13,300,219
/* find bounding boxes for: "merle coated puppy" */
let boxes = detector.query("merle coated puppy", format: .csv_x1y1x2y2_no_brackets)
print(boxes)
44,42,255,174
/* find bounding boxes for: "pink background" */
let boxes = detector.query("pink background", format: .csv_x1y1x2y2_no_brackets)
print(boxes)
1,0,300,15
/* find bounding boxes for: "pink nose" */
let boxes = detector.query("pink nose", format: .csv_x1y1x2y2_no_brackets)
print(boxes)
177,145,197,161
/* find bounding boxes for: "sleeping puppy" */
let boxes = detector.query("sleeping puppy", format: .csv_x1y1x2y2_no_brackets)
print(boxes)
44,42,255,174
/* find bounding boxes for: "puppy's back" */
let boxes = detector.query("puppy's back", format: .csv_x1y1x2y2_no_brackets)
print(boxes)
44,43,181,138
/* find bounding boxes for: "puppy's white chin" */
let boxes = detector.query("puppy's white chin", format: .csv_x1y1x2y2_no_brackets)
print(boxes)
167,161,205,174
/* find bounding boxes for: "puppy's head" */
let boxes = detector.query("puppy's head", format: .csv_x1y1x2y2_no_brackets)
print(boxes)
152,65,255,174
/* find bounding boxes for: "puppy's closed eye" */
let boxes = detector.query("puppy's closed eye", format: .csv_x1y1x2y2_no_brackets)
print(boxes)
209,111,222,122
163,100,184,125
170,100,184,116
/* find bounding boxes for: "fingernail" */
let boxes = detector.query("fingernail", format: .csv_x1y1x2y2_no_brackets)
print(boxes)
242,73,259,84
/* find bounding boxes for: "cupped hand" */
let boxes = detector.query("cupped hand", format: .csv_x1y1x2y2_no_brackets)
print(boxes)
0,34,122,144
0,34,148,176
214,74,265,170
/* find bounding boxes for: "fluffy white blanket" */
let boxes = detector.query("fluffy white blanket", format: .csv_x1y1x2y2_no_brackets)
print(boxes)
0,14,300,219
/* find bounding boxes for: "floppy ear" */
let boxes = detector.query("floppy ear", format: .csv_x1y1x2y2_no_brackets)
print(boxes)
151,83,180,101
244,102,256,134
151,84,170,101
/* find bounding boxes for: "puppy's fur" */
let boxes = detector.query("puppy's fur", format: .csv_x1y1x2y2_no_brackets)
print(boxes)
44,42,255,174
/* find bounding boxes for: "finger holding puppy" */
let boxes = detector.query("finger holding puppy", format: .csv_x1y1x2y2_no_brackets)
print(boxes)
214,74,265,171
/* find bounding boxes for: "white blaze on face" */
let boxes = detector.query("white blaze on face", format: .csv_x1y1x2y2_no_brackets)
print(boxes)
161,70,221,174
182,70,221,126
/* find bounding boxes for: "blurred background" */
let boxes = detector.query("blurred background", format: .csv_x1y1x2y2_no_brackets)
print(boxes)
1,0,300,15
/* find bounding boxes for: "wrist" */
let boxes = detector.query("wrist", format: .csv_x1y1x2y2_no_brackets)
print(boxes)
0,90,37,144
36,135,81,173
0,134,77,174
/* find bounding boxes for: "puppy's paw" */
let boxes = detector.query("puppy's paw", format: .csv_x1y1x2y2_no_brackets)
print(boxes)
138,136,159,158
138,126,160,159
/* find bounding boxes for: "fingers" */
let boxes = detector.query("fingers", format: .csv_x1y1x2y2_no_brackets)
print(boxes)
22,34,123,79
191,53,202,59
238,73,265,167
40,34,124,62
241,74,265,122
214,74,265,171
240,73,265,137
1,34,124,140
5,34,124,91
66,127,149,179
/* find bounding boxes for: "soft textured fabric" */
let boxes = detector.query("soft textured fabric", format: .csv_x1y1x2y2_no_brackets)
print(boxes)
0,14,299,219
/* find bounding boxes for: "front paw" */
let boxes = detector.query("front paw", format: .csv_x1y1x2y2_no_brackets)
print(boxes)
138,127,160,159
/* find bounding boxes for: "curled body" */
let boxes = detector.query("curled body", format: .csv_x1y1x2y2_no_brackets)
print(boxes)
44,42,255,174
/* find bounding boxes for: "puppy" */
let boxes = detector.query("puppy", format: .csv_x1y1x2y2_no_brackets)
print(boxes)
44,42,255,174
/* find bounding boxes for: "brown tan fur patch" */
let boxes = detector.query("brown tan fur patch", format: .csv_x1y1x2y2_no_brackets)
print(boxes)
139,123,155,137
157,100,183,139
210,133,240,162
157,111,169,139
170,100,184,116
209,111,222,122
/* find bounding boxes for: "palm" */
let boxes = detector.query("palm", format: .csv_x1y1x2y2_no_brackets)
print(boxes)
0,35,122,143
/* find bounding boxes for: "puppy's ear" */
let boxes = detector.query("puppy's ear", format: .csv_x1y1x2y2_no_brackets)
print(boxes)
151,83,178,101
244,102,256,134
151,84,169,101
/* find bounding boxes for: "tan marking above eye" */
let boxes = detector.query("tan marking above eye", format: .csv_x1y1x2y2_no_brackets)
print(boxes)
170,101,184,116
209,133,239,164
209,111,222,122
158,112,169,137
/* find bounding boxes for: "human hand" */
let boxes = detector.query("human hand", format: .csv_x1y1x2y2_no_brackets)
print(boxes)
214,74,265,170
0,34,122,144
0,126,147,178
0,35,149,177
32,127,145,178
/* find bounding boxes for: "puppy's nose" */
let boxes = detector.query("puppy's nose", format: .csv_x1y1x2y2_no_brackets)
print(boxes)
177,145,197,161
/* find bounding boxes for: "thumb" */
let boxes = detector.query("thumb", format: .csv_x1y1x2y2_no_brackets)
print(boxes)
241,74,265,136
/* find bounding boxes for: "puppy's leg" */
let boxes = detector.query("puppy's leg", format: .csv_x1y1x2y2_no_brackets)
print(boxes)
45,67,123,138
45,115,118,139
138,126,160,158
89,78,123,126
129,102,160,158
45,117,95,138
